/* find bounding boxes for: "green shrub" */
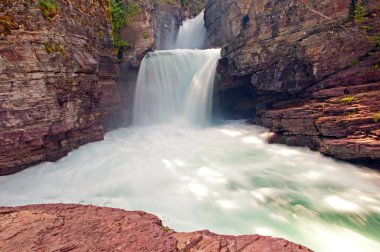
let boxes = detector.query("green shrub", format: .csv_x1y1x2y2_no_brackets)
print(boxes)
43,42,54,54
369,34,380,47
354,0,367,23
351,59,360,66
43,42,66,56
162,225,173,233
110,0,140,48
374,111,380,122
339,96,358,103
38,0,59,20
361,25,372,31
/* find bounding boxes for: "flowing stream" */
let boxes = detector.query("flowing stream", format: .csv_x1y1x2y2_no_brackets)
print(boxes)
1,11,380,252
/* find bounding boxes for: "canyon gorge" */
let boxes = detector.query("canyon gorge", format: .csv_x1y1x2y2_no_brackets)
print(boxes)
1,0,380,251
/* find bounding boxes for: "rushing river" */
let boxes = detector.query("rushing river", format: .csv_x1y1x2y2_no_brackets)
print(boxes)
0,122,380,252
1,10,379,252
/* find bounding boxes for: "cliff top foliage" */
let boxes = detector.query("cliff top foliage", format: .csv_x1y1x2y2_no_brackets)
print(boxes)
110,0,140,48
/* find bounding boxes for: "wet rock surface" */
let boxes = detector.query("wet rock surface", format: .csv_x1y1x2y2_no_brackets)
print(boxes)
0,204,313,252
206,0,380,165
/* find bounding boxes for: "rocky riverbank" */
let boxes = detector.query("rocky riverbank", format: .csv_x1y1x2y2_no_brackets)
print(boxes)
0,204,312,252
207,0,380,166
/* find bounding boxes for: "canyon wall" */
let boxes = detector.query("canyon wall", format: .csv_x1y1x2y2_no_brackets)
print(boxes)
0,0,120,175
206,0,380,166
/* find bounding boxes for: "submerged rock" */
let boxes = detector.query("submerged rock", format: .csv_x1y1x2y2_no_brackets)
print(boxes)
0,204,313,252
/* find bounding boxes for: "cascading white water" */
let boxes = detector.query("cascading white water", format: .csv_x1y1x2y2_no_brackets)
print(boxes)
1,11,380,252
133,49,220,125
174,11,206,49
133,10,219,126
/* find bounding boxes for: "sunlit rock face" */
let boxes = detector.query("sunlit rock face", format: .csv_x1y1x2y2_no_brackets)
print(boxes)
205,0,380,165
0,0,119,175
0,204,313,252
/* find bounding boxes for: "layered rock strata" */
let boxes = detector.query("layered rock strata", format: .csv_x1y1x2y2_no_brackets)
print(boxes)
206,0,380,165
0,0,119,175
0,204,313,252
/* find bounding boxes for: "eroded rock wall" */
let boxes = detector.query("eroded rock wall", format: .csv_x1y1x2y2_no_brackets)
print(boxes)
0,0,119,175
206,0,380,165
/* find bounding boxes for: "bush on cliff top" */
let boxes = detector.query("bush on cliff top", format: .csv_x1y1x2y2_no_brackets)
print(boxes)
110,0,140,48
38,0,59,20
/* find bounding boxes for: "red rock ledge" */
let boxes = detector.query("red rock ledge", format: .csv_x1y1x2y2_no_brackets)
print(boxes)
0,204,312,252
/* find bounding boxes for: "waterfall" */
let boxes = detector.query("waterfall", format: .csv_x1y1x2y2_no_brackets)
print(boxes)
174,11,206,49
133,11,220,126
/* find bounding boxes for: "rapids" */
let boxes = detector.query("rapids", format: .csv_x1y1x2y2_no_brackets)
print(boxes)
0,123,379,252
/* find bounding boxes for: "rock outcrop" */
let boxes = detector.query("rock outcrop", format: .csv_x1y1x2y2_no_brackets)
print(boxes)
0,204,313,252
206,0,380,166
0,0,120,175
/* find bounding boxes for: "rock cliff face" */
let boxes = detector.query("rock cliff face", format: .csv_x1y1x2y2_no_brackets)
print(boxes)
0,204,313,252
0,0,120,175
206,0,380,166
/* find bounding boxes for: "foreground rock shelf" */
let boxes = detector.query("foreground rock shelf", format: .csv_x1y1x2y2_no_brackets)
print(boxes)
0,204,312,252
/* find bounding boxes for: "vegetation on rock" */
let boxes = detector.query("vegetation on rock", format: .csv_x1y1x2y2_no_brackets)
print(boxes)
110,0,140,48
369,34,380,47
38,0,60,20
354,0,367,23
339,96,358,103
43,41,66,56
374,111,380,123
